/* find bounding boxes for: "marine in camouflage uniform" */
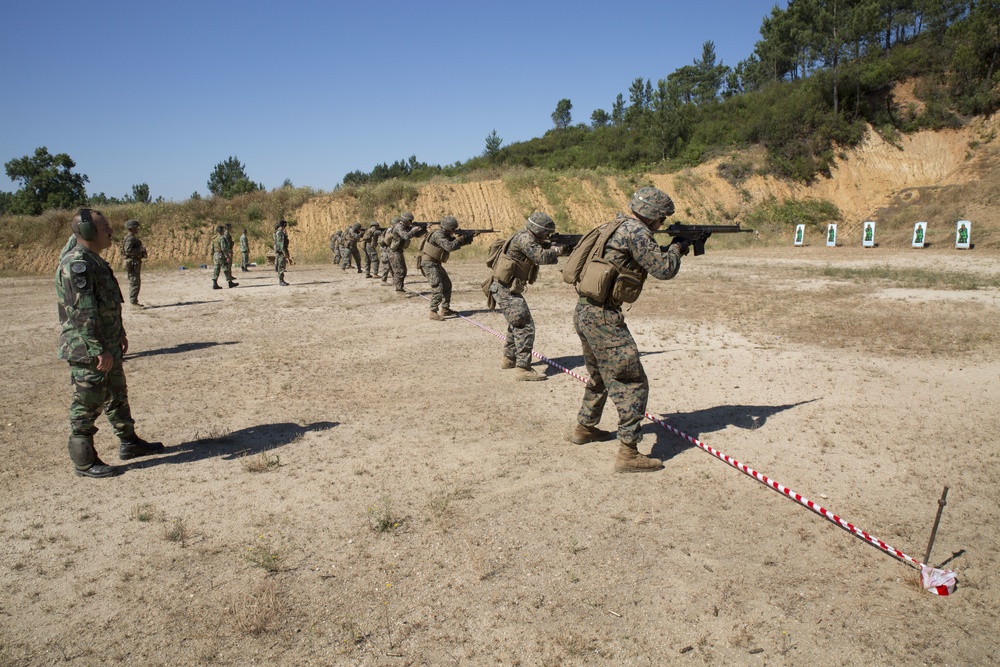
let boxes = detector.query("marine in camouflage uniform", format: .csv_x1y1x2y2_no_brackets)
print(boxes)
274,219,290,286
490,212,567,380
211,225,238,289
329,230,343,264
56,209,163,478
340,222,363,273
239,229,250,271
421,216,472,320
120,219,148,307
571,187,688,473
379,217,399,284
387,212,426,293
223,223,235,277
361,221,381,278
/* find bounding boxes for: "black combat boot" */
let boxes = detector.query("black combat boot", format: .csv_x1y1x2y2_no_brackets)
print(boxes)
228,280,239,288
119,435,165,460
75,457,120,478
212,280,222,290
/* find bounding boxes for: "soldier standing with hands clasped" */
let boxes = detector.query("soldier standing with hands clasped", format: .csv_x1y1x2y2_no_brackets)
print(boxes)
568,187,689,473
120,219,148,308
56,209,163,478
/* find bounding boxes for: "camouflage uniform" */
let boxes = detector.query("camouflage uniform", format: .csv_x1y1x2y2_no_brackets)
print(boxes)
274,223,290,285
492,228,560,369
239,232,250,271
56,244,136,471
361,223,381,277
574,214,683,445
211,231,236,287
387,214,426,292
340,224,363,272
120,229,147,305
329,231,343,264
379,219,398,283
420,225,469,315
223,225,235,276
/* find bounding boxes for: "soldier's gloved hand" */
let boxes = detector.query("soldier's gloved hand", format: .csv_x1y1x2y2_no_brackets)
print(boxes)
557,244,573,257
414,226,427,237
668,238,690,256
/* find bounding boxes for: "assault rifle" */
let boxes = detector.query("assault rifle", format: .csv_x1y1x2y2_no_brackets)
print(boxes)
548,233,583,249
654,223,753,256
455,229,496,242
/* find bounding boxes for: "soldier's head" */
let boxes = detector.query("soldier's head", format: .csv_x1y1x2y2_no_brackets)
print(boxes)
400,211,414,226
370,221,379,227
525,211,556,240
225,223,232,230
390,216,401,226
440,216,459,233
243,228,248,235
629,187,674,228
71,208,113,251
276,219,287,229
351,222,362,232
216,225,226,235
125,219,140,233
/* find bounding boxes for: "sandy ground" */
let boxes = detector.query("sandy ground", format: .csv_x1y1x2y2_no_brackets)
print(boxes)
1,247,998,666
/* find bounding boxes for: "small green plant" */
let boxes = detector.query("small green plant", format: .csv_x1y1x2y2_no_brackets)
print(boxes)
131,503,155,522
163,517,187,543
366,496,402,533
245,534,282,572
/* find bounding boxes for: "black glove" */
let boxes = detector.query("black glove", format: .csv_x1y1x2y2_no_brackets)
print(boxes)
668,238,690,256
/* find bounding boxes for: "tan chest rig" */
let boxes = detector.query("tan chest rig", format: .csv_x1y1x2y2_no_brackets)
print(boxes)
492,236,539,289
575,219,647,306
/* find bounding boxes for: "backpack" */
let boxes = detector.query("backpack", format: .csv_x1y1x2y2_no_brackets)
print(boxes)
561,221,621,285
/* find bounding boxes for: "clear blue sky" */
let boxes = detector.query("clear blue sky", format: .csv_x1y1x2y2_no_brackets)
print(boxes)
1,0,785,202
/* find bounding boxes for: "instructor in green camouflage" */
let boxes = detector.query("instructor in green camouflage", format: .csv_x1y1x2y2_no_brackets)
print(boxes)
210,225,238,289
120,219,148,308
570,187,688,473
56,209,163,478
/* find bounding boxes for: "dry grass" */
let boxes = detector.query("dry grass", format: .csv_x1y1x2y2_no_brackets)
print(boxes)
227,579,281,635
239,450,281,473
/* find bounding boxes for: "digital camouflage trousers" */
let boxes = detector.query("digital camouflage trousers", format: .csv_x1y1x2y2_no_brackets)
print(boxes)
422,261,452,311
363,246,379,276
388,251,407,290
574,300,649,445
493,283,535,370
125,261,141,303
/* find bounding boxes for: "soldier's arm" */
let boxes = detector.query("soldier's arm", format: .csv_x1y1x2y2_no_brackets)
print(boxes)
517,235,560,265
434,232,464,252
60,262,107,360
627,225,682,280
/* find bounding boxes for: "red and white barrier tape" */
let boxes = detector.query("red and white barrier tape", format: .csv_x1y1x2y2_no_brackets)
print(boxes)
408,288,957,595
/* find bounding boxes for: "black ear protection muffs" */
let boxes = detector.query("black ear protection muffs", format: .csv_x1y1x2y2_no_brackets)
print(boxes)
74,208,99,241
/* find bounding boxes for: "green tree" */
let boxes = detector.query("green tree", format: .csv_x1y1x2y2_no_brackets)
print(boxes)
611,93,626,125
3,146,89,215
484,129,503,157
207,156,263,198
551,99,573,129
590,109,611,128
131,183,151,204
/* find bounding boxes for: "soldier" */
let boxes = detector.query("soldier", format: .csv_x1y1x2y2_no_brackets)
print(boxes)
387,211,427,293
361,221,381,278
489,212,569,381
224,223,235,278
239,228,250,271
329,230,343,265
274,219,291,286
120,219,148,308
340,222,363,273
56,209,163,478
569,187,689,473
211,225,238,289
379,217,399,284
421,215,473,320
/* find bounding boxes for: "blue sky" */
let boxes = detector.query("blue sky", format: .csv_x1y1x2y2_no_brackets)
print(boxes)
1,1,785,202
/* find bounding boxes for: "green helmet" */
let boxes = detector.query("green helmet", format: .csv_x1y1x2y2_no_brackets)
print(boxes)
400,211,414,224
525,211,556,238
440,215,459,232
629,187,674,221
351,222,362,232
125,219,139,230
369,220,379,227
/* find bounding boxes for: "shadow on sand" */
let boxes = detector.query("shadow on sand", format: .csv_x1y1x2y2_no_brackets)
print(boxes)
125,341,238,361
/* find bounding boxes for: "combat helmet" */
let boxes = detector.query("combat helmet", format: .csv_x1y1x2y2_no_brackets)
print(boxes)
351,222,362,232
369,220,379,227
400,211,414,224
525,211,556,238
629,187,675,221
125,219,140,230
440,215,459,232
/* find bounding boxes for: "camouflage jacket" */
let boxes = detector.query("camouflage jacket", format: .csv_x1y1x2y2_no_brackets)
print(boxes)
274,229,289,256
342,227,362,248
361,227,380,248
389,222,422,250
56,245,125,363
602,213,682,282
121,232,146,261
223,231,234,257
507,228,559,269
211,234,231,257
239,234,249,252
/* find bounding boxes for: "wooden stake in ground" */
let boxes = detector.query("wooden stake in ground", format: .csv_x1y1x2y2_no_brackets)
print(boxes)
924,486,949,566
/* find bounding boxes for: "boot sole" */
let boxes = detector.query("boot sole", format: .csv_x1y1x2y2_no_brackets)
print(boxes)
75,467,120,478
614,465,664,473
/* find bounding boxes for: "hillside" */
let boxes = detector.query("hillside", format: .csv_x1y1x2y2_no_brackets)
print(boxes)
2,111,998,274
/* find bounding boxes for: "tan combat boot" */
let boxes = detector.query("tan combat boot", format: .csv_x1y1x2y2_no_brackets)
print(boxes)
514,367,546,381
570,423,615,445
614,442,663,473
429,311,445,321
500,357,516,369
440,307,457,316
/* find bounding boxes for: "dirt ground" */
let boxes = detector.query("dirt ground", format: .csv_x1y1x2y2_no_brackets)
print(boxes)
1,246,998,666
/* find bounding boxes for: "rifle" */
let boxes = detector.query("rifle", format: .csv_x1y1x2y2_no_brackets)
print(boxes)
455,229,496,242
548,233,584,249
654,223,754,256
